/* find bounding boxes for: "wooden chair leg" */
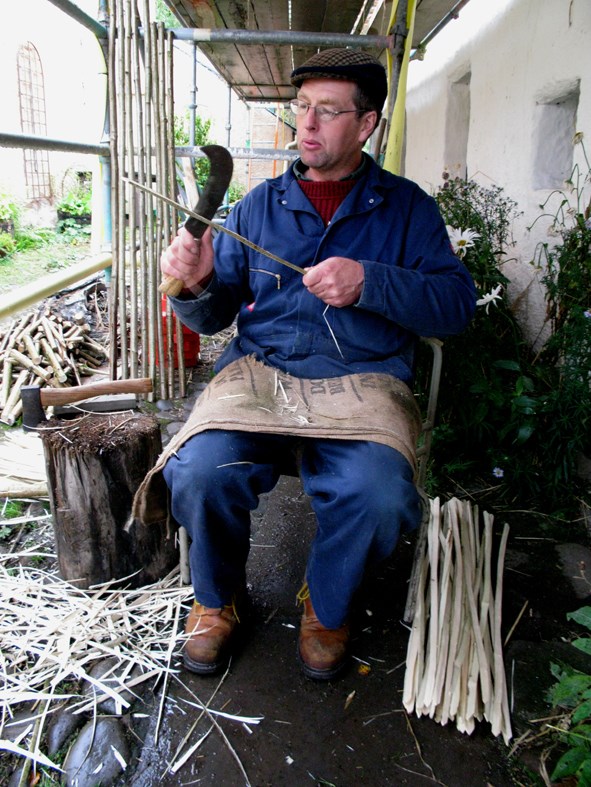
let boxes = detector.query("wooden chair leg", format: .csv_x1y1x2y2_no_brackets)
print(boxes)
179,526,191,585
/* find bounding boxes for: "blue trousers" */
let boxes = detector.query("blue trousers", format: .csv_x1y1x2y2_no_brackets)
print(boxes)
163,430,421,628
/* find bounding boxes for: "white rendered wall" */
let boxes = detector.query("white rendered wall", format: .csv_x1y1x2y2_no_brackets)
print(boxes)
405,0,591,347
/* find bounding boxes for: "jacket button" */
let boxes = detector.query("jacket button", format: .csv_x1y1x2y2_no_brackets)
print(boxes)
281,199,287,205
369,198,375,204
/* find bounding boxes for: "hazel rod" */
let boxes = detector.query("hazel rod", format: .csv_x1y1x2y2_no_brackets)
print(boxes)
123,178,307,276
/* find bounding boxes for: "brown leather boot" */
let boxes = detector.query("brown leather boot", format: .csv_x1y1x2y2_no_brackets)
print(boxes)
297,585,350,680
183,599,240,675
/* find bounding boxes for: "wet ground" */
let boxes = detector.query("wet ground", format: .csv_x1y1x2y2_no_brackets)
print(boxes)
122,476,512,787
112,459,591,787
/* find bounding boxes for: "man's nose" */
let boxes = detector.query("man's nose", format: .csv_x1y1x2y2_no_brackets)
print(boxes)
303,106,319,127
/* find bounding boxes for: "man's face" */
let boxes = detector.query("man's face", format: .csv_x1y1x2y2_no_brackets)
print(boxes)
295,79,377,181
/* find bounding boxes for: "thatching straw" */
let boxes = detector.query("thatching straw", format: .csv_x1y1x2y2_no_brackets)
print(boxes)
403,497,513,744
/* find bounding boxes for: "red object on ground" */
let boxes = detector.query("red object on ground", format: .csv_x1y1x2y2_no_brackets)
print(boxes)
159,295,200,368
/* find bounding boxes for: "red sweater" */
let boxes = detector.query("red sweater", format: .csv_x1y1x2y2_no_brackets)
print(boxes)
298,178,357,226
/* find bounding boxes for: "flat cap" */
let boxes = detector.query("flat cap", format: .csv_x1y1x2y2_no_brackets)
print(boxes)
290,48,388,111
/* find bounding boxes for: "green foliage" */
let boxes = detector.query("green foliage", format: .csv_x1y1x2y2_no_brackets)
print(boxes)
0,500,22,540
0,193,57,260
174,111,214,192
172,112,245,212
546,607,591,784
226,180,246,206
155,0,178,26
428,176,536,502
532,185,591,488
56,185,92,218
429,152,591,514
1,500,23,518
0,192,21,225
56,217,91,244
0,231,16,259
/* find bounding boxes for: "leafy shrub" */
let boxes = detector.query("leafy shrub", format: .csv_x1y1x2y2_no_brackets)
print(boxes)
14,226,54,252
428,148,590,515
56,185,92,218
56,217,91,244
426,177,535,500
0,231,16,259
0,193,20,226
174,111,215,193
547,607,591,784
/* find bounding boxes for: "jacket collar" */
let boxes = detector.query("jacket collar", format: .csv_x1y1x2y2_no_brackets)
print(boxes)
269,154,399,214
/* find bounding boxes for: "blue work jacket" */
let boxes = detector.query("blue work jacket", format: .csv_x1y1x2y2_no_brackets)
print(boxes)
171,156,476,384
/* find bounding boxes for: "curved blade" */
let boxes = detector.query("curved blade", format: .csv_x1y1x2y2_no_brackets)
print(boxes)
184,145,233,239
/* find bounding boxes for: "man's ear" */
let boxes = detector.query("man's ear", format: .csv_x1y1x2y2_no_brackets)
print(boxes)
359,111,379,144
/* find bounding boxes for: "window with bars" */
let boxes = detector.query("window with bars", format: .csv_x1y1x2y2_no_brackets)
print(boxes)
17,41,53,204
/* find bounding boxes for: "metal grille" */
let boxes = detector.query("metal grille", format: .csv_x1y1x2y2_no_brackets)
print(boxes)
17,42,53,204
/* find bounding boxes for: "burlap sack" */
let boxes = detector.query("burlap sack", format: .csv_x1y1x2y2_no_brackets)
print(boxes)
132,354,421,525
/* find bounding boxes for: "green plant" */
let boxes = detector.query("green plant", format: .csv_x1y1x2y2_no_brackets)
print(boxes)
156,0,178,26
14,225,54,252
226,180,246,206
0,192,20,226
1,500,22,518
174,111,215,193
56,217,91,244
0,500,22,540
56,186,92,218
0,231,16,258
426,177,538,503
529,139,591,494
546,607,591,784
427,150,591,515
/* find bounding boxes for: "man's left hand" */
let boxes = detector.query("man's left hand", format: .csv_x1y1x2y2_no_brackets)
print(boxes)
303,258,364,308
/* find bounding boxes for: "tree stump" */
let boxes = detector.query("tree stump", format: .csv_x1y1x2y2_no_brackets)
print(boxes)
40,412,178,589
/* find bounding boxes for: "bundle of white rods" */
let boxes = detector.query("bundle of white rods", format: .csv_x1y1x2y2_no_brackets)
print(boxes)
403,497,512,744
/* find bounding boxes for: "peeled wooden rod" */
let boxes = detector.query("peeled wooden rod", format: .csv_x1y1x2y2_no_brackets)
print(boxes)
123,178,307,277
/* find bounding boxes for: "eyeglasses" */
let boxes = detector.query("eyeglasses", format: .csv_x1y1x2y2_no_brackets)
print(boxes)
289,99,363,123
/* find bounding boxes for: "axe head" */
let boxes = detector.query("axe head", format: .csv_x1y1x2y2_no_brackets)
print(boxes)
21,385,45,431
183,145,233,240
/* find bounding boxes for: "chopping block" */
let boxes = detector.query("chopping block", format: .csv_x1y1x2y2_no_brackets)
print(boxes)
34,379,179,589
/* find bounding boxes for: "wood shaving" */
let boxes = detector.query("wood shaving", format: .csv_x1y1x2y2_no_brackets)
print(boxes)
0,558,193,763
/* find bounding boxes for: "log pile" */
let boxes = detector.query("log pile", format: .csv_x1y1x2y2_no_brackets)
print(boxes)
403,497,513,744
0,308,108,425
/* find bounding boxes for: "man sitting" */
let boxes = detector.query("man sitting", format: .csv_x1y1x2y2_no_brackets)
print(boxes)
140,48,476,680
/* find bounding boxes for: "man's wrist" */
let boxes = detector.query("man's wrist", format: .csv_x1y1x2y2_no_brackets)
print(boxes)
178,271,214,298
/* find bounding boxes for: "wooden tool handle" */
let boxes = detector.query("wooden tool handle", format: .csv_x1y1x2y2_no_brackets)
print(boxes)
159,274,185,297
39,377,153,407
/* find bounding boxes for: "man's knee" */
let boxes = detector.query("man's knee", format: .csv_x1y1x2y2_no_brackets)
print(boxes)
163,431,236,495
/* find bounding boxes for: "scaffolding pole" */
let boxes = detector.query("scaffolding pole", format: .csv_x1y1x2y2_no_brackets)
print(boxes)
168,28,393,49
45,0,108,39
0,132,108,157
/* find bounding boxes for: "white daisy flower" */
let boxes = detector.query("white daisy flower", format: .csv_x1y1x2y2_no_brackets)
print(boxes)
447,227,481,258
476,284,503,313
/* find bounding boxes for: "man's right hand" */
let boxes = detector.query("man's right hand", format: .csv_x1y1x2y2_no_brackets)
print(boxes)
161,225,215,294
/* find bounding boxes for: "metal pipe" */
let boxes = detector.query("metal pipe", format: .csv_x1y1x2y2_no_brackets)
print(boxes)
0,132,108,157
168,28,393,49
410,0,471,60
99,155,113,284
0,253,113,323
175,145,298,161
189,42,197,148
45,0,108,39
